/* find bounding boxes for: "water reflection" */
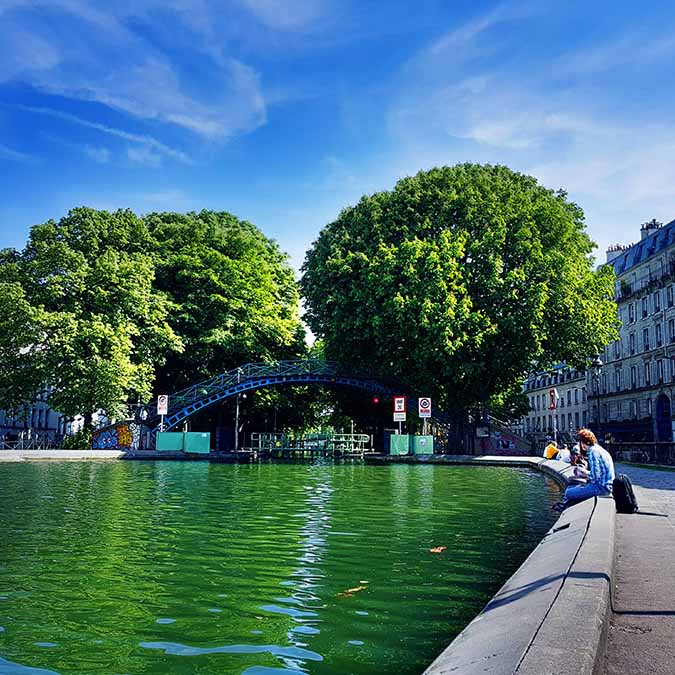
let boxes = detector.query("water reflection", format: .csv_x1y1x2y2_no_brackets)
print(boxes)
0,462,560,675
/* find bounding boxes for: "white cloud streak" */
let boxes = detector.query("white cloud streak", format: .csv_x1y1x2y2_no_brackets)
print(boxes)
0,142,34,163
16,104,191,164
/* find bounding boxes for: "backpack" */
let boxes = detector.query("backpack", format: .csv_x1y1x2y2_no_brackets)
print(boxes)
613,474,639,514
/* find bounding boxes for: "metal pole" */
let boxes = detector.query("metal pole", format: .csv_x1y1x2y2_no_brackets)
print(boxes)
235,369,240,452
423,418,427,436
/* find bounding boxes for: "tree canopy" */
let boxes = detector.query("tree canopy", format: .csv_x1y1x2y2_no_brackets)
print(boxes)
0,207,306,428
301,163,618,416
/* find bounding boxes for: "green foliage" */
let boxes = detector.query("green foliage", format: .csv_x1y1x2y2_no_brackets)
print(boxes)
145,210,306,390
0,207,305,428
60,428,92,449
302,163,618,415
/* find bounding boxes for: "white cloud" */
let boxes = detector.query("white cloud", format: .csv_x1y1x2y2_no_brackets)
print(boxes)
0,0,267,141
17,104,191,164
238,0,330,30
126,145,161,167
83,145,110,163
0,142,33,163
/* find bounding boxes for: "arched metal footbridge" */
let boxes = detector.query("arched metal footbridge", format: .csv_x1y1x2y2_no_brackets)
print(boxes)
140,359,405,433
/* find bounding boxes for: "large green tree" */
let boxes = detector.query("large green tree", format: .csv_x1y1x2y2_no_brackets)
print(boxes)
144,210,306,391
0,208,182,428
301,163,618,417
0,207,308,430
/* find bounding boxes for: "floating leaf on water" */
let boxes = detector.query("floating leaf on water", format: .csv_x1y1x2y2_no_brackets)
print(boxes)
429,546,447,554
338,585,368,597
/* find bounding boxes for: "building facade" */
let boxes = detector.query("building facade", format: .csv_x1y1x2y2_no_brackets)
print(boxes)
522,365,589,443
521,218,675,445
597,218,675,442
0,392,73,445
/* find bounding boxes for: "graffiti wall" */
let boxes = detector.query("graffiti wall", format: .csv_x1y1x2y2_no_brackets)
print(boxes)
92,422,142,450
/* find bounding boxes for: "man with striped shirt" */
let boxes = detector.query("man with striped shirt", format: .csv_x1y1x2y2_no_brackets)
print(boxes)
552,428,615,512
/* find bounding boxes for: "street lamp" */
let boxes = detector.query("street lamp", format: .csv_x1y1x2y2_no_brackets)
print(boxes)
591,356,603,438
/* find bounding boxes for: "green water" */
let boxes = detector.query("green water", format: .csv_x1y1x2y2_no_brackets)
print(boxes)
0,461,560,675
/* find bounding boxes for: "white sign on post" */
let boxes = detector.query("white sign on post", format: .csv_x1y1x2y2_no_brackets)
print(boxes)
393,411,406,422
157,395,169,416
418,397,432,418
394,396,406,413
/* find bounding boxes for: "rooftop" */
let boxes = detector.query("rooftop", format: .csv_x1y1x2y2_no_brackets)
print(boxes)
607,218,675,275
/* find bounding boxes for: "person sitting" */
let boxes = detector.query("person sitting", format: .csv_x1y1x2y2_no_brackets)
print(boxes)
556,445,572,463
543,441,558,460
552,429,614,512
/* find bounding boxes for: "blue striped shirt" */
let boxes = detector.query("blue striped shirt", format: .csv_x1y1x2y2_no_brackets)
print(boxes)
587,444,615,493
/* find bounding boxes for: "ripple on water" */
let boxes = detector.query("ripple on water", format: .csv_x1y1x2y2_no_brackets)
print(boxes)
139,641,323,661
0,656,62,674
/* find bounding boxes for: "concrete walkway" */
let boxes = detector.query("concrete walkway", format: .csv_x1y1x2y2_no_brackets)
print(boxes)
603,463,675,675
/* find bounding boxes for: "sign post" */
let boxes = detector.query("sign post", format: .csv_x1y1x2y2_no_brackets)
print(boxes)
548,388,558,444
393,396,406,434
157,395,169,432
418,397,432,435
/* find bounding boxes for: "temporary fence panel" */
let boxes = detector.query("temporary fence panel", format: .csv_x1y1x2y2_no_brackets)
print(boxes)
412,435,434,455
390,434,410,456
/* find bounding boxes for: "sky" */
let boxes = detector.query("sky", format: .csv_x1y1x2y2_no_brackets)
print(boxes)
2,0,675,273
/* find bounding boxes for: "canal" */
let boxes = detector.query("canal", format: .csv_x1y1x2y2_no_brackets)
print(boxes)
0,462,560,675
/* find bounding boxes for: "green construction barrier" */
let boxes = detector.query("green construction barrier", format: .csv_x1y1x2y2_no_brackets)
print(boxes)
184,432,211,454
412,435,434,455
390,434,410,456
156,432,184,452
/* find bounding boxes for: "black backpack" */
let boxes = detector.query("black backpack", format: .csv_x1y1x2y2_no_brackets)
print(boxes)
613,474,639,514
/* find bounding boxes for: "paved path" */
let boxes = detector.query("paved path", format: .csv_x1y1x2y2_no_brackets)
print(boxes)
603,463,675,675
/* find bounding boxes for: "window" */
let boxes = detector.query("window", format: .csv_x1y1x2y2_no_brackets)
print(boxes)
582,411,587,426
614,369,622,391
614,340,621,359
560,396,565,408
631,365,637,388
642,297,649,317
671,357,675,382
602,404,608,423
669,319,675,343
656,323,663,347
567,390,572,405
645,362,651,386
617,401,623,419
568,413,573,429
655,291,661,313
668,285,674,308
574,388,579,404
629,303,636,323
630,333,635,354
629,400,635,418
602,373,607,394
575,412,580,428
643,327,650,351
647,398,653,416
658,359,664,383
582,387,586,402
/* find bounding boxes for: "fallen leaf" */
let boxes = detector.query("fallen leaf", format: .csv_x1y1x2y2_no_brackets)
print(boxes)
429,546,447,554
337,585,368,597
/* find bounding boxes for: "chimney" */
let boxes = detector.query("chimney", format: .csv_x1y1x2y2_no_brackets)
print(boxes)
641,218,662,240
606,244,625,263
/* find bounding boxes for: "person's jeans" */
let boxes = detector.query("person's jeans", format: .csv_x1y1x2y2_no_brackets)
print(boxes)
562,481,609,507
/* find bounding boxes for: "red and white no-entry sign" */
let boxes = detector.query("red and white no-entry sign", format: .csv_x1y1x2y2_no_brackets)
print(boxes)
157,395,169,416
418,397,432,418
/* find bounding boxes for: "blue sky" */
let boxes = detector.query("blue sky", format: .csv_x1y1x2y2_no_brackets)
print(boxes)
2,0,675,272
